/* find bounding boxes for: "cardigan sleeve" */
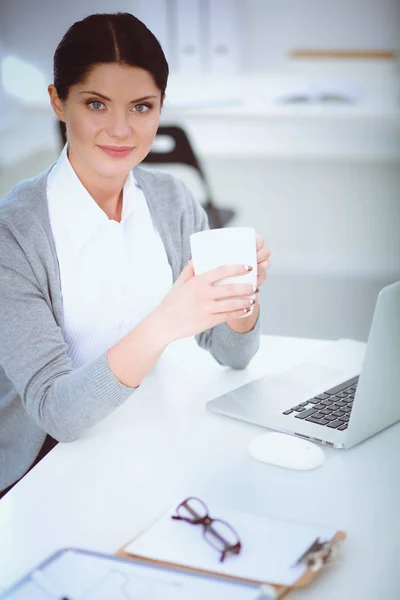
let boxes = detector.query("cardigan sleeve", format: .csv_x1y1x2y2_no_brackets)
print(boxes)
179,184,261,369
0,223,135,442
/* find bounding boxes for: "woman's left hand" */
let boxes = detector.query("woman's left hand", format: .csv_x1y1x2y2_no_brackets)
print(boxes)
256,234,271,288
224,233,270,333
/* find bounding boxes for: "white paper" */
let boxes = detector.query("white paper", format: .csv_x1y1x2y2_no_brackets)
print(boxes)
274,79,360,104
2,549,257,599
125,506,337,586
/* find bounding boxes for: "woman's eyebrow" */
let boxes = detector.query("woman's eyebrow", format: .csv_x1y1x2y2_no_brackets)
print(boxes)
79,91,158,103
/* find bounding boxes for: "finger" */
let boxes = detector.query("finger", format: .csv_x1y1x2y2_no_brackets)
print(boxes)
257,258,271,272
257,259,270,276
256,233,264,251
212,296,256,315
257,260,270,285
212,283,259,300
211,307,254,325
203,264,253,285
257,246,271,263
176,261,195,285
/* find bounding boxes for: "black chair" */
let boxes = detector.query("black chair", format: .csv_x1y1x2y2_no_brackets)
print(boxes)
142,125,235,229
58,122,235,229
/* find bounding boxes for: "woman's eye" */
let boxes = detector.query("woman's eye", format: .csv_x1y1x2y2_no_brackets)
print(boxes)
133,104,150,113
88,100,104,110
86,101,151,112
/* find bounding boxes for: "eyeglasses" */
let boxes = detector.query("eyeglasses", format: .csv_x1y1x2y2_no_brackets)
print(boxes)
171,497,242,563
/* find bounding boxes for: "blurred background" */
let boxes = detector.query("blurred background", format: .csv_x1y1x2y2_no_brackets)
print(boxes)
1,0,399,342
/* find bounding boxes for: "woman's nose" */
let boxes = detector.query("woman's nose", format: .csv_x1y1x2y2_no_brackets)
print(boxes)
106,110,132,139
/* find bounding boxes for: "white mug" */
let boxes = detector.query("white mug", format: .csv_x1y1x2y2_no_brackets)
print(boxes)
189,227,257,317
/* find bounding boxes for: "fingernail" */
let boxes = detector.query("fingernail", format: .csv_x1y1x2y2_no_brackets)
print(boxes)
249,298,255,305
244,307,251,314
253,286,259,293
244,265,253,271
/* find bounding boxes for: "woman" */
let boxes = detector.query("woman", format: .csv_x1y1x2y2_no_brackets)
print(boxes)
0,13,270,496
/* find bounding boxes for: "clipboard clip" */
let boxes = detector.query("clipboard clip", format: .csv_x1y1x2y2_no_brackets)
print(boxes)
294,536,341,572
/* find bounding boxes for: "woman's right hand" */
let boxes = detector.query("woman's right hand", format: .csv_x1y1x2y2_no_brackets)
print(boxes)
154,261,258,344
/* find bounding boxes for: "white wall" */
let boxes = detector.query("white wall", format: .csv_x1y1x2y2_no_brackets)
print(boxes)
203,157,400,279
0,0,140,80
170,147,396,342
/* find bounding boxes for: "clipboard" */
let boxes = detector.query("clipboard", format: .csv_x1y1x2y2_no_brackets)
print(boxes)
116,505,346,599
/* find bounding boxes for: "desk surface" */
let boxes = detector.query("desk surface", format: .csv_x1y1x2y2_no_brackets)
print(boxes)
0,335,399,599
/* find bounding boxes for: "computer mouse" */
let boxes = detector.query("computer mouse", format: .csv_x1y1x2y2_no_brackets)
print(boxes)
249,432,325,470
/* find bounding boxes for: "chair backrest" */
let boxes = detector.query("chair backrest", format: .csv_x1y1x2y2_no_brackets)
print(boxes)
143,125,213,197
144,125,201,170
143,125,235,228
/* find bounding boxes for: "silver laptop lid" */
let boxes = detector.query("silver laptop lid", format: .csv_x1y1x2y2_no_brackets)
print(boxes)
346,281,400,448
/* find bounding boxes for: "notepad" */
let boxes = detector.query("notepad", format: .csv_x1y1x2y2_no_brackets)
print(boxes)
124,506,337,586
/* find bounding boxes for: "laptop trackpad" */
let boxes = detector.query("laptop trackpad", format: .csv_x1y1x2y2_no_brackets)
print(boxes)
209,362,346,418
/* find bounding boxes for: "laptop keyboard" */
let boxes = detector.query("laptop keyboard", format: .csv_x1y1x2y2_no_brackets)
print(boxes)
282,376,359,431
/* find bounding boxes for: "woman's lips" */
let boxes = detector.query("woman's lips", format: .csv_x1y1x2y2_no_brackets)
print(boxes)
98,145,134,158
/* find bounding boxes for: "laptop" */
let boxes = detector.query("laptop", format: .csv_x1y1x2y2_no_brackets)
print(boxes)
207,281,400,449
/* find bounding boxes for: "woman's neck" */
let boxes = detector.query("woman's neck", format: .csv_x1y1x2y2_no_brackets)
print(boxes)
67,147,126,222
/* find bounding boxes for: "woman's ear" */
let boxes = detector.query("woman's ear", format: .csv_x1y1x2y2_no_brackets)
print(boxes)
48,84,66,122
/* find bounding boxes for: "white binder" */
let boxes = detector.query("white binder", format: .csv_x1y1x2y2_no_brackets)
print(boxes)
208,0,239,74
176,0,203,73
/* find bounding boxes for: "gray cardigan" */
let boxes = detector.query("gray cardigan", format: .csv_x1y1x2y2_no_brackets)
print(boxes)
0,165,260,491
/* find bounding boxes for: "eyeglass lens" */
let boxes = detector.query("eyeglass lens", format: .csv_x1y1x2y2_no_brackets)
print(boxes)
176,497,208,521
176,498,240,552
203,519,239,552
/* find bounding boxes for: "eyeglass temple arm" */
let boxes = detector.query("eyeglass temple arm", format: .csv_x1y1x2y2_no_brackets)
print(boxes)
219,541,241,563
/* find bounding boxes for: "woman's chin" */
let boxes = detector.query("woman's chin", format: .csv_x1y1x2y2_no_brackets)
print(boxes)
94,158,136,178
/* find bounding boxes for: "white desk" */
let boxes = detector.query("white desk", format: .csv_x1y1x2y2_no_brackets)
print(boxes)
0,335,399,598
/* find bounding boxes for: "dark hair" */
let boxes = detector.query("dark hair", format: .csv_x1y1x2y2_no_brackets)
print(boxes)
53,12,169,101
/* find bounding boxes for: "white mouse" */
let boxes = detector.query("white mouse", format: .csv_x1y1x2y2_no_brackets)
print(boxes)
249,432,325,470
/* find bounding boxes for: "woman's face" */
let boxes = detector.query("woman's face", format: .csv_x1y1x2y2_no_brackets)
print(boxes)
49,62,162,181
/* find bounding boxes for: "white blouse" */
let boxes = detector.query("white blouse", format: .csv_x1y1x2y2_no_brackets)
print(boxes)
47,145,173,368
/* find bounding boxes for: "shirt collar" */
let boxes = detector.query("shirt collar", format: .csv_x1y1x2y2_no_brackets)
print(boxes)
48,144,137,254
